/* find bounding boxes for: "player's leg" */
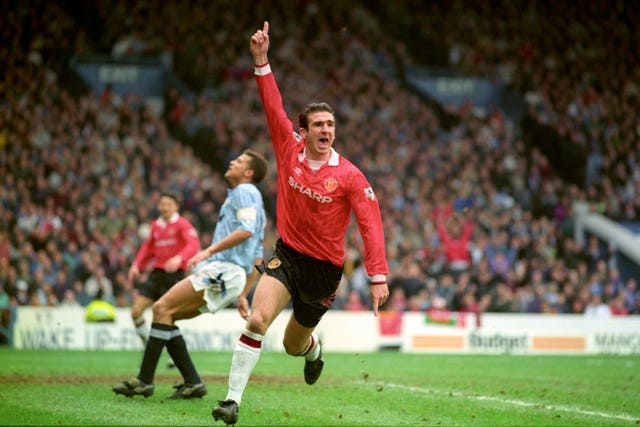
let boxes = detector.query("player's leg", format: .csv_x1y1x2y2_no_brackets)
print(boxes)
282,312,324,385
230,274,291,399
151,277,208,398
283,252,341,386
112,276,203,398
282,309,316,355
130,294,154,343
160,262,246,399
246,274,292,334
213,274,291,424
131,269,184,346
149,270,186,368
113,273,171,398
152,277,204,325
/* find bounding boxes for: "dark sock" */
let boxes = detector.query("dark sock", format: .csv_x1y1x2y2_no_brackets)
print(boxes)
166,327,202,385
138,323,172,384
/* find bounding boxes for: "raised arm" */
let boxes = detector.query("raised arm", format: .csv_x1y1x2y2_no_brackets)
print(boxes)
250,20,298,162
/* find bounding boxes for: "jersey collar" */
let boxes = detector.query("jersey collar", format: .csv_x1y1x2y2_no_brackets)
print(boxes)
298,147,340,166
157,212,179,227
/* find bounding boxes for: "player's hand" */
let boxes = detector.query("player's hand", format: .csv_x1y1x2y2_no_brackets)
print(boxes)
370,282,389,317
237,295,250,320
250,21,269,65
128,265,140,282
164,255,182,273
187,249,211,270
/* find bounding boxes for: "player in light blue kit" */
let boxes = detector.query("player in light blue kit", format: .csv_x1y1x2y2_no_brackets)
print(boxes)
112,149,269,399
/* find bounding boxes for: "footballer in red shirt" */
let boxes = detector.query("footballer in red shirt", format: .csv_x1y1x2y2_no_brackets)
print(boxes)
213,21,389,425
128,193,200,348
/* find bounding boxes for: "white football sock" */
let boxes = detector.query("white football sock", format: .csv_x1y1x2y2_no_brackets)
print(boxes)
134,316,148,343
226,329,263,405
303,333,321,361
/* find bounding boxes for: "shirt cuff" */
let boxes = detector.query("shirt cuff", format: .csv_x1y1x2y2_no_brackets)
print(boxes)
370,274,386,285
254,63,271,76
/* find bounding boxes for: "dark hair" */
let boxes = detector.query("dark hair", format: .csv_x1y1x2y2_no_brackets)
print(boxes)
243,149,268,184
159,192,180,205
298,102,334,130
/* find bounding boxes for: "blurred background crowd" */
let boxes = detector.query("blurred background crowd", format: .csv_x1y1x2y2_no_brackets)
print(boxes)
1,0,639,319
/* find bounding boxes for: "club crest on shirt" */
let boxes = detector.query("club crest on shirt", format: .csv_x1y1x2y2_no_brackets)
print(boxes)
323,177,338,192
268,258,282,269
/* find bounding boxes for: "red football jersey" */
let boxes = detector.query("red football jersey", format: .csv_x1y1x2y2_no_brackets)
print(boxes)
133,213,200,272
255,64,388,278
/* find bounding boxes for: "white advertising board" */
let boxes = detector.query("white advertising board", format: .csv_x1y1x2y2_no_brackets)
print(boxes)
12,307,379,353
402,312,640,354
11,307,640,354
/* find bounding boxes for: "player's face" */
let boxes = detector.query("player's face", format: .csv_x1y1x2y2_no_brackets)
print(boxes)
300,111,335,160
224,153,252,185
158,196,178,221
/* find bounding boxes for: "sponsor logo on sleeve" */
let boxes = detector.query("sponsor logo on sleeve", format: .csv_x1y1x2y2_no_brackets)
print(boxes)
364,187,376,201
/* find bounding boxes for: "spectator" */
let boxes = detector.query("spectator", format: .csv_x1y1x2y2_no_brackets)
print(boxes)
436,214,474,276
14,280,31,306
342,290,367,311
84,266,115,304
71,280,92,307
0,283,10,311
623,278,638,313
387,287,408,312
487,281,515,313
407,289,430,312
608,294,628,316
60,289,81,307
390,261,426,298
450,272,474,311
584,294,612,319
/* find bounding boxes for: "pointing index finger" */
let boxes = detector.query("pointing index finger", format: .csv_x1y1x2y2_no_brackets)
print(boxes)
263,21,269,35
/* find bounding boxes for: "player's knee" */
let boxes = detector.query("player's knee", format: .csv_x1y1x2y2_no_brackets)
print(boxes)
283,341,299,356
152,299,170,319
282,333,309,356
130,306,142,319
282,335,305,356
246,311,269,335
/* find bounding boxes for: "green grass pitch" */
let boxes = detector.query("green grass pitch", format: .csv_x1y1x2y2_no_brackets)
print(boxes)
0,348,638,426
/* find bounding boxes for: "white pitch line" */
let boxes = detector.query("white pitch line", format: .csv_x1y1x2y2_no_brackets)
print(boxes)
364,382,638,422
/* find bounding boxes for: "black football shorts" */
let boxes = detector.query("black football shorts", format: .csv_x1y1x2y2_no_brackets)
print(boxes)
263,238,343,327
137,269,186,301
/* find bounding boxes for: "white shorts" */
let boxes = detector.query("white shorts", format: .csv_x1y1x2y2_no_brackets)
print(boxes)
189,261,246,314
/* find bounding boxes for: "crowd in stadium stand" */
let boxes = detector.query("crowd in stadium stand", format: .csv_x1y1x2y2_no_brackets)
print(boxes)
385,0,640,221
1,0,639,319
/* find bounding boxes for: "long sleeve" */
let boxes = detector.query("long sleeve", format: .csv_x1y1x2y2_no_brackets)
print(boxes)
349,170,388,277
176,220,200,269
133,232,154,271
